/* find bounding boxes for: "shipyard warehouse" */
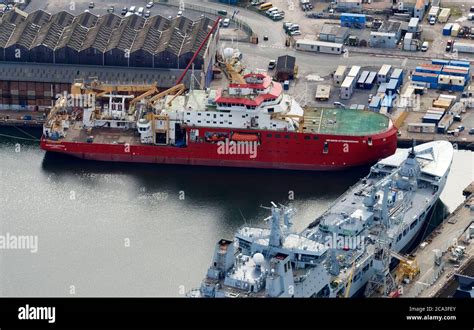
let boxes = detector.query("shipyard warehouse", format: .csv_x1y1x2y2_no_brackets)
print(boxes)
0,8,218,110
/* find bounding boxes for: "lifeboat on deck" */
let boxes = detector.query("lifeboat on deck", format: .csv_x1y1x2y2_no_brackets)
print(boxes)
231,133,259,142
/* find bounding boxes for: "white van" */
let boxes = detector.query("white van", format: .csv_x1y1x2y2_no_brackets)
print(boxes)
129,6,136,13
421,41,429,52
137,7,144,16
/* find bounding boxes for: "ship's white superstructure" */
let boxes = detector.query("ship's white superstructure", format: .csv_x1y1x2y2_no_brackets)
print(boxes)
191,141,454,298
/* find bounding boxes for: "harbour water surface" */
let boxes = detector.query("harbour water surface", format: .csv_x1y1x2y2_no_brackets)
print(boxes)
0,138,472,296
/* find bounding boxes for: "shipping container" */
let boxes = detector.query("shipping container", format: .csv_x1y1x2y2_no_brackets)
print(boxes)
386,79,399,93
432,59,450,66
340,76,356,99
451,23,460,37
438,8,451,23
453,42,474,54
437,114,453,133
364,72,377,89
408,123,436,133
449,60,471,68
347,66,361,79
377,83,387,94
432,99,452,109
416,64,443,74
334,65,347,85
369,96,381,110
390,68,404,85
357,71,370,88
443,23,453,35
422,114,442,124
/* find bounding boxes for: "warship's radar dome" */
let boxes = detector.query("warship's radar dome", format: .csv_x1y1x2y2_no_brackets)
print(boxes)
253,253,264,266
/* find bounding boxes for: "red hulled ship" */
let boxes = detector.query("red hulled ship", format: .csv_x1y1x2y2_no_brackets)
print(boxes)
40,73,397,171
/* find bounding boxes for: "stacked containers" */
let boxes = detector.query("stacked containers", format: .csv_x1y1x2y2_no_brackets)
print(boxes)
413,72,439,89
340,76,356,99
386,79,399,94
390,68,404,86
377,64,392,83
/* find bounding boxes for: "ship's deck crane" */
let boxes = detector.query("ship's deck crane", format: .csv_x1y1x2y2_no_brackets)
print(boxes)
391,251,420,285
344,263,357,298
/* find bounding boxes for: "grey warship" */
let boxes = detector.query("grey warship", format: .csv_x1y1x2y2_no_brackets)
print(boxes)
191,141,454,298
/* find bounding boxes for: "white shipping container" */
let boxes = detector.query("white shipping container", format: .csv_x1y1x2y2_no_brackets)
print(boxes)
438,8,451,23
453,42,474,53
334,65,347,85
348,66,361,79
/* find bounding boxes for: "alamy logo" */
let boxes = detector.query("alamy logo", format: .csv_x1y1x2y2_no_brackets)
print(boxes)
217,139,258,159
18,304,55,324
324,233,365,250
0,233,38,253
55,92,95,108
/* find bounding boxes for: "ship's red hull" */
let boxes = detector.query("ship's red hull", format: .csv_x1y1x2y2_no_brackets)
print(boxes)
40,126,398,171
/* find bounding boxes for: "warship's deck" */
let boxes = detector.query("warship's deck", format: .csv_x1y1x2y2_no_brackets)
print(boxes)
62,122,141,145
303,108,390,136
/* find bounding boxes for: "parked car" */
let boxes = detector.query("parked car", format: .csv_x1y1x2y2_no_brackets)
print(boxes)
263,35,269,41
421,41,429,52
268,60,276,70
217,9,228,16
88,2,94,9
146,1,154,9
221,18,230,27
289,30,301,36
469,128,474,135
107,6,114,13
121,7,128,15
144,10,151,18
177,10,183,17
429,16,436,25
470,6,474,13
446,39,453,52
283,22,293,31
458,125,465,132
288,24,300,32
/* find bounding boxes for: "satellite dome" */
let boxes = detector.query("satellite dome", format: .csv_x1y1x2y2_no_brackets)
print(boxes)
253,253,264,266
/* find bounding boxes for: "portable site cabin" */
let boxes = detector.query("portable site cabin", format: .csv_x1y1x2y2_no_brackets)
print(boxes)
377,64,392,83
340,76,356,99
347,65,361,80
334,65,347,85
296,40,344,55
357,71,370,89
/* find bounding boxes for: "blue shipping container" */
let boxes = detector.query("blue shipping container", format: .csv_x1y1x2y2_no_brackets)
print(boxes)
341,13,366,28
442,23,452,36
390,68,404,84
386,79,399,92
432,59,450,66
377,83,387,94
449,60,470,68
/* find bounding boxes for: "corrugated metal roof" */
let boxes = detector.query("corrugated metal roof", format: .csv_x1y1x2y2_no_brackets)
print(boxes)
0,10,215,62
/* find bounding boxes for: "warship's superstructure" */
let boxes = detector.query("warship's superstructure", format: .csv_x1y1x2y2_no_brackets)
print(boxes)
191,141,453,297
